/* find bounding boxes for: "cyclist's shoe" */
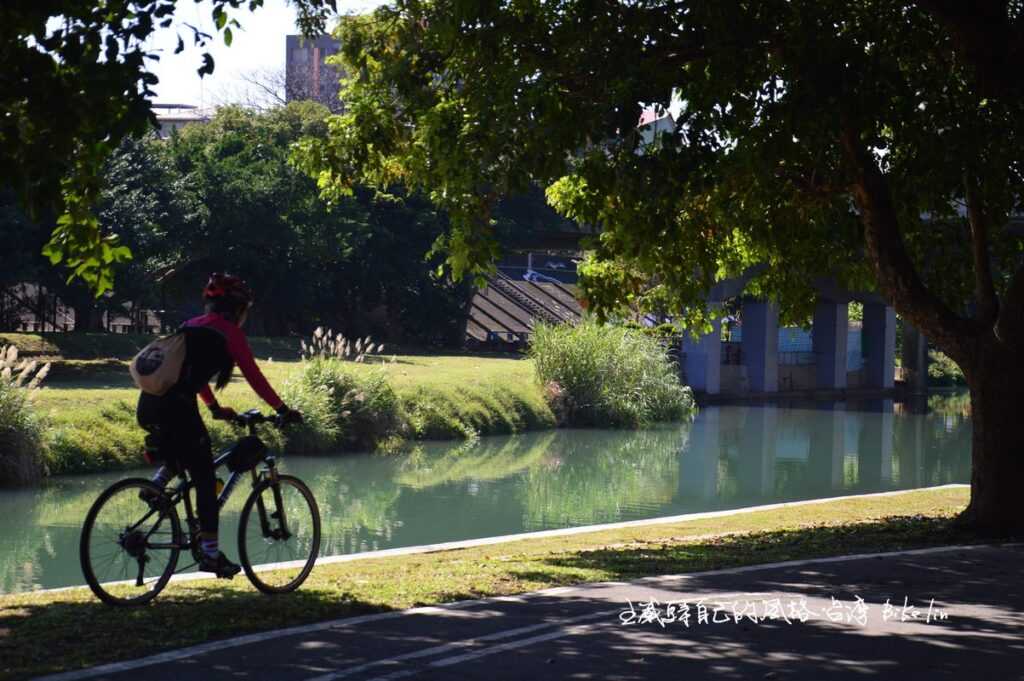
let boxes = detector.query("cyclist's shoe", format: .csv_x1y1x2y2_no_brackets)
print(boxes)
138,487,170,512
198,552,241,579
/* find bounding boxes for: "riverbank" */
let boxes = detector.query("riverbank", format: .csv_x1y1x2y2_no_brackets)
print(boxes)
3,330,695,483
30,351,556,477
0,486,975,680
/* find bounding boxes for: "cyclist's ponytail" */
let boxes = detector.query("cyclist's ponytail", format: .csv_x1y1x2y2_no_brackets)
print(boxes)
214,361,235,391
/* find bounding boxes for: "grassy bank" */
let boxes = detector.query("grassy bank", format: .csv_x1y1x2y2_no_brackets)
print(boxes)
0,486,975,680
3,327,696,480
29,352,554,476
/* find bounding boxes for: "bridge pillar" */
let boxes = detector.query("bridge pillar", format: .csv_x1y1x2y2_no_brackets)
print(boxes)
813,301,849,390
741,299,779,392
863,303,896,389
683,315,721,394
901,322,929,393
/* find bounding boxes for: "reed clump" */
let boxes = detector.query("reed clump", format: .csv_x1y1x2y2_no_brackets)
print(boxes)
0,345,51,484
530,320,695,427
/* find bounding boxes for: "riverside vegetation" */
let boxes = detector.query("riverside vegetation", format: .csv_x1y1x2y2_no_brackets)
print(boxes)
0,347,51,485
0,323,695,485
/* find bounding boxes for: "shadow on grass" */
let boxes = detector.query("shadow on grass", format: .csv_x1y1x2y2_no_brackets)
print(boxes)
1,515,1010,680
0,582,412,680
528,515,988,583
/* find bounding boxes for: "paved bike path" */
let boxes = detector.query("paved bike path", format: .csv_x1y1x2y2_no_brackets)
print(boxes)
38,544,1024,681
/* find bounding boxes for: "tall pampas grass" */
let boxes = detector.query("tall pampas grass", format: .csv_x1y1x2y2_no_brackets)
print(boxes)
0,345,50,484
299,327,386,364
529,321,694,427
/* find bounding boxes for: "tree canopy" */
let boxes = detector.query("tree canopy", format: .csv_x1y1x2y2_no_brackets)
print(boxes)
296,0,1024,531
2,103,475,344
1,0,336,293
296,1,1023,336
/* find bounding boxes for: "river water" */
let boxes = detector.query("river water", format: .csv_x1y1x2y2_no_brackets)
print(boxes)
0,394,971,594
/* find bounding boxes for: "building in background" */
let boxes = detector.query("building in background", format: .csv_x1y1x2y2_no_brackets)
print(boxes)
152,103,209,138
285,35,343,110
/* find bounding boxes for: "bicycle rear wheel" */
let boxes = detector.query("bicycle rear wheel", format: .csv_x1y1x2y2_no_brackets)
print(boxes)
80,478,182,606
238,475,320,594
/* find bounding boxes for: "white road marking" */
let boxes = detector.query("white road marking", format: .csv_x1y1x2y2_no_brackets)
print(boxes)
31,541,1017,681
304,610,614,681
357,620,612,681
429,620,606,668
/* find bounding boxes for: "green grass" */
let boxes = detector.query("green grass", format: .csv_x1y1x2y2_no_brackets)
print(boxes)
22,345,553,476
0,487,976,680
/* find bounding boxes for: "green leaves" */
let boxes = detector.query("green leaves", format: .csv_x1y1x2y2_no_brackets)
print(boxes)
42,216,132,297
300,0,1024,330
4,0,336,295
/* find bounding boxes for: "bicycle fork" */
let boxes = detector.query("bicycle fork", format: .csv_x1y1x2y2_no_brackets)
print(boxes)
254,463,292,541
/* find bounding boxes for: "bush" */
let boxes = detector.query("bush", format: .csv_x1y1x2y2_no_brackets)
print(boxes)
622,321,680,340
282,358,404,452
0,346,50,485
529,321,695,427
928,350,966,387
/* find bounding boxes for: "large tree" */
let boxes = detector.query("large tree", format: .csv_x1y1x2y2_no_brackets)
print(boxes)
154,102,469,341
294,0,1024,533
1,0,336,293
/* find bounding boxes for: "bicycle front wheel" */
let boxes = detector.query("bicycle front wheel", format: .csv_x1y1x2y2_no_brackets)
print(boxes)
238,474,321,594
79,478,181,606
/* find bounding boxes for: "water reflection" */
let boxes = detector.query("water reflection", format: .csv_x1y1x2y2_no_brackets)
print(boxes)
0,394,971,593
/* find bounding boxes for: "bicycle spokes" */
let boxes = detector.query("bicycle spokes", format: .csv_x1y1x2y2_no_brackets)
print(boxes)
238,475,320,594
81,479,182,606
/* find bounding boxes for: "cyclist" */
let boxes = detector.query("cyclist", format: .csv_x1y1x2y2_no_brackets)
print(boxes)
137,273,302,578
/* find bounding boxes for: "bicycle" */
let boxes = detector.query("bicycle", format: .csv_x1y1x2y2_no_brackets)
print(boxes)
79,409,321,606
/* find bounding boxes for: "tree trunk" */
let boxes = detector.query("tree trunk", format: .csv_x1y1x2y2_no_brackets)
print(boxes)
963,341,1024,535
71,301,103,331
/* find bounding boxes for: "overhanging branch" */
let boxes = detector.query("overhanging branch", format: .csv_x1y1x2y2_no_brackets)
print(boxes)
840,124,977,360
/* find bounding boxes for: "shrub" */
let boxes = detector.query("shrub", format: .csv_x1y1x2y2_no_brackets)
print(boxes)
529,321,695,427
282,357,403,452
927,350,966,387
622,321,680,340
0,346,50,485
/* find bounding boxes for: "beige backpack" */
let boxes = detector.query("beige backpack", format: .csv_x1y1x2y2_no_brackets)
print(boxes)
129,332,187,396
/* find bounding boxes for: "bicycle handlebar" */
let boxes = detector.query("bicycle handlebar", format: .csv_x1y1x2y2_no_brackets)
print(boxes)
231,409,290,429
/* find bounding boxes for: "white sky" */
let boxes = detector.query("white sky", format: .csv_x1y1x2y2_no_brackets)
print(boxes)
144,0,384,107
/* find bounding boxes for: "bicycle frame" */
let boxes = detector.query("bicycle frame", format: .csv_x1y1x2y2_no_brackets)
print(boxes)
82,409,315,603
129,444,291,566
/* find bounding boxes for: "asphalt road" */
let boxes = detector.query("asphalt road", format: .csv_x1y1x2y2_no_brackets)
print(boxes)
38,544,1024,681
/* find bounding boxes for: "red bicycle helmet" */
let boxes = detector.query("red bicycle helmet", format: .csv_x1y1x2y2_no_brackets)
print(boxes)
203,273,254,305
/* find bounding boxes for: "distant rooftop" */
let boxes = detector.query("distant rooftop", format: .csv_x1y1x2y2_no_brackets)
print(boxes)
152,103,209,122
152,102,197,110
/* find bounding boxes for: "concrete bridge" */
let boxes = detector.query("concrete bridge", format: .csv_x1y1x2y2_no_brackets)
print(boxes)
681,271,929,396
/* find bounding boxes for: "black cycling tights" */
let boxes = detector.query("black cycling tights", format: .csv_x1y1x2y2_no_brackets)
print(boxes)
137,390,218,535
